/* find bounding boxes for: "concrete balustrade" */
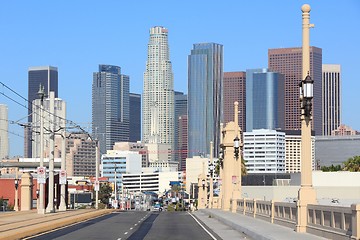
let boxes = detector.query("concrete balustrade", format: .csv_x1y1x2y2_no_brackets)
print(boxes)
231,198,360,240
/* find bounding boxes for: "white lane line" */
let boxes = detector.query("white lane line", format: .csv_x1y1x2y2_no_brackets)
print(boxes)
124,232,128,235
117,238,122,240
188,212,217,240
134,223,138,226
130,227,133,230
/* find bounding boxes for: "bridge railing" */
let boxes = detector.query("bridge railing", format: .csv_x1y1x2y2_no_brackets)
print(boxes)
233,199,360,239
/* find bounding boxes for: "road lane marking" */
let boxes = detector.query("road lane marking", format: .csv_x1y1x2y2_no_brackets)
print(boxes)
125,232,128,235
134,223,137,226
130,227,133,230
189,212,217,240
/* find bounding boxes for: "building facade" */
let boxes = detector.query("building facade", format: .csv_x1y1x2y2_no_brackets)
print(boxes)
0,104,9,160
26,66,58,158
188,42,223,158
322,64,341,136
284,130,315,173
332,124,359,136
223,72,246,131
174,92,187,165
101,150,142,188
315,135,360,167
178,115,188,171
92,64,130,154
142,26,174,147
268,47,322,135
243,129,286,173
246,69,284,131
129,93,141,142
32,95,66,158
113,141,148,168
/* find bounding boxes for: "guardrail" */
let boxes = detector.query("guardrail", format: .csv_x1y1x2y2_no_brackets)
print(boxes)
232,198,360,239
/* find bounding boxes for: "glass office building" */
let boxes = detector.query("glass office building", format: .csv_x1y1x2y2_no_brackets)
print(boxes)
92,65,130,154
188,43,223,158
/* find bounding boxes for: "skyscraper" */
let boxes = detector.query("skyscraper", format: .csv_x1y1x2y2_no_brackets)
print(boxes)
129,93,141,142
26,66,58,158
142,26,174,146
188,43,223,158
268,47,322,135
246,68,285,131
223,72,246,131
322,64,341,136
174,91,187,163
92,64,130,154
0,104,9,160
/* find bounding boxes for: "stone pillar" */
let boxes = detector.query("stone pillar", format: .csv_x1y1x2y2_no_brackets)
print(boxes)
197,162,207,209
351,204,360,240
20,172,33,211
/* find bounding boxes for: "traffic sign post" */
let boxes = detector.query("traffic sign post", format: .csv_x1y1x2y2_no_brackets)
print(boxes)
59,170,67,185
37,167,46,184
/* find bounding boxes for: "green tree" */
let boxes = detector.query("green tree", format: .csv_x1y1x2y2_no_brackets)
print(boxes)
97,183,112,205
343,156,360,172
321,164,342,172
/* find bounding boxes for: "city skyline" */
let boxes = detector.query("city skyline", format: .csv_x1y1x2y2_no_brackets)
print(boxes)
0,1,359,157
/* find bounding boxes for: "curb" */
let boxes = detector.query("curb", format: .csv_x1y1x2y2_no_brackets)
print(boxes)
0,209,113,240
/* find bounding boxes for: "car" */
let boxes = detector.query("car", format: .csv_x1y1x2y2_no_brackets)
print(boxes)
152,204,163,211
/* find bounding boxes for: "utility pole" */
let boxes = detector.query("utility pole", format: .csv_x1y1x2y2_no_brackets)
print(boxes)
46,91,55,213
37,84,45,214
95,140,99,210
59,116,67,211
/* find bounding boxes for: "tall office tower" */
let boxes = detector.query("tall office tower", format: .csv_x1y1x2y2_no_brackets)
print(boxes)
142,26,174,148
246,68,285,131
26,66,58,158
92,64,130,154
322,64,341,136
129,93,141,142
188,43,223,158
32,96,66,158
178,115,188,171
0,104,9,160
174,91,187,163
268,47,322,135
223,72,246,131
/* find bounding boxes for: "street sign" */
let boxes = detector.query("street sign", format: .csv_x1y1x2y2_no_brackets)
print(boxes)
37,167,46,184
94,180,100,191
59,170,67,185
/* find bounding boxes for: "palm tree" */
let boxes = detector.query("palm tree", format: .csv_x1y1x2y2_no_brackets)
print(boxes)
343,156,360,172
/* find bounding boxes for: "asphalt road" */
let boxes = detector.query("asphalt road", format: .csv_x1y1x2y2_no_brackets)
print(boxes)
28,211,221,240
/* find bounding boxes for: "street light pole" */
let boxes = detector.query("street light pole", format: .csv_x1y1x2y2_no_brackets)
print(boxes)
296,4,317,233
209,141,214,208
114,163,118,209
37,84,45,214
95,140,99,210
14,170,19,211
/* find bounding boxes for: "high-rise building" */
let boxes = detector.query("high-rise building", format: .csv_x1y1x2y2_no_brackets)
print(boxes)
174,91,187,163
92,64,130,154
32,95,66,158
142,26,174,147
26,66,58,158
246,68,285,131
268,47,322,135
223,72,246,131
332,124,359,136
188,43,223,158
178,115,188,171
129,93,141,142
322,64,341,136
0,104,9,160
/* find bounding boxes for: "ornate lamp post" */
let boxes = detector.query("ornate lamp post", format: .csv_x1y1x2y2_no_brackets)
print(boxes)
296,4,317,233
14,172,19,211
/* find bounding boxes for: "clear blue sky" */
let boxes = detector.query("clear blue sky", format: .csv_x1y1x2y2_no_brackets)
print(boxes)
1,1,359,157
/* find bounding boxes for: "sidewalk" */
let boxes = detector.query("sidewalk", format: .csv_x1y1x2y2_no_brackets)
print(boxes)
199,209,327,240
0,209,113,240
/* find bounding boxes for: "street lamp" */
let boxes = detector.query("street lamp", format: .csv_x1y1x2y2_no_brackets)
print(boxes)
14,177,19,211
233,136,240,159
299,73,314,118
218,144,224,168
